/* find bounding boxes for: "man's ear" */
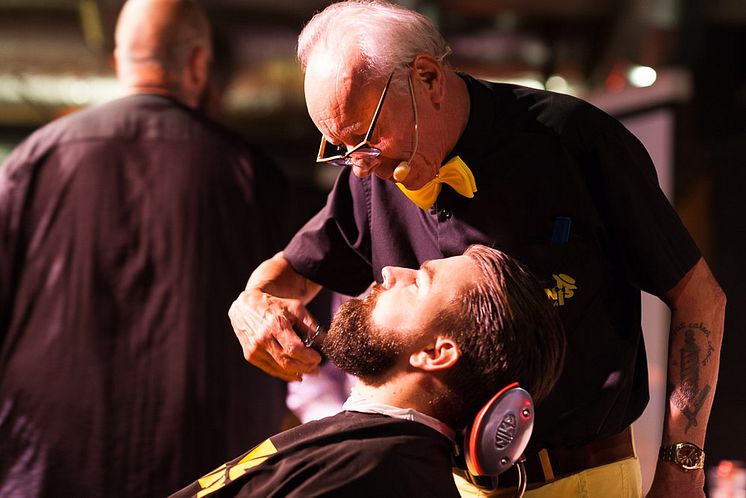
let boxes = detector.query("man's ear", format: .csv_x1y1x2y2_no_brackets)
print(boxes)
185,45,211,101
410,53,445,105
409,336,460,372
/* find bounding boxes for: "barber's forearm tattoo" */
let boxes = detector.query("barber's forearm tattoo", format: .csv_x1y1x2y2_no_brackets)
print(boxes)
669,322,715,434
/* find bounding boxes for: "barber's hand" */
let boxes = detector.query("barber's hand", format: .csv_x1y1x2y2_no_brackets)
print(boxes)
647,463,705,498
229,288,322,382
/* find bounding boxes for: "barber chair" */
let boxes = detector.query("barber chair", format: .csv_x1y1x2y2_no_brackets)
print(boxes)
461,382,534,498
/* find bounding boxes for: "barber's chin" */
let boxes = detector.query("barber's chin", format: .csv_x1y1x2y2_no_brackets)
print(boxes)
395,163,438,189
368,164,396,182
397,174,428,190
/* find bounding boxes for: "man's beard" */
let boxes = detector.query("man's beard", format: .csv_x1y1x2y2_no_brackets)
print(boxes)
321,285,408,384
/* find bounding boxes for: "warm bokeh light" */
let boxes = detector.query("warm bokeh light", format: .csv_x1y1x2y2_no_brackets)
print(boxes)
628,65,657,88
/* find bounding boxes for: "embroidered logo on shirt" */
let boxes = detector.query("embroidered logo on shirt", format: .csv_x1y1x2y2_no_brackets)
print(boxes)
544,273,577,306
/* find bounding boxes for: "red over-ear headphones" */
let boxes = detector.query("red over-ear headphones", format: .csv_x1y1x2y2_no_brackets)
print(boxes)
463,382,534,495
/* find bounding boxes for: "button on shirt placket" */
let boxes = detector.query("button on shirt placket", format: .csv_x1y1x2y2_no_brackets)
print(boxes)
428,201,453,222
429,200,454,255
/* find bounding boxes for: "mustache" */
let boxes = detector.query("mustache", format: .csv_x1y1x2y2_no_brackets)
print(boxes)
320,281,384,352
321,284,404,383
366,282,384,302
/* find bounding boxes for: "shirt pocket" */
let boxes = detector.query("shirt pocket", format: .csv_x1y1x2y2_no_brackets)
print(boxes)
514,231,610,327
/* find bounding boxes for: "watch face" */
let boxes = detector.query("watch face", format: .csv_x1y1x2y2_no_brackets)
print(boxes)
676,444,703,469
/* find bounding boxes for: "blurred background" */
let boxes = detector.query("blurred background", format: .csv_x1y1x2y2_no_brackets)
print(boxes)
1,0,744,494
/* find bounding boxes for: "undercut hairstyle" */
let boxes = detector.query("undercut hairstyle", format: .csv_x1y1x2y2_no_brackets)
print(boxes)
297,0,451,81
434,245,566,429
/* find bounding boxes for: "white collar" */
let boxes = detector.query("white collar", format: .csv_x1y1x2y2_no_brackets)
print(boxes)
342,386,456,442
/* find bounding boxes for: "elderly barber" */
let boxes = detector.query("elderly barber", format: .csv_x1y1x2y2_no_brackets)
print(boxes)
229,2,725,497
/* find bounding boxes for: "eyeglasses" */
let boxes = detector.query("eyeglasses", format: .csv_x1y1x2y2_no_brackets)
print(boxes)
316,72,420,173
316,72,394,167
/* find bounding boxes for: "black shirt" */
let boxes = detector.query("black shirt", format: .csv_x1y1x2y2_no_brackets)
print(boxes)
0,94,288,497
171,411,460,498
284,74,700,449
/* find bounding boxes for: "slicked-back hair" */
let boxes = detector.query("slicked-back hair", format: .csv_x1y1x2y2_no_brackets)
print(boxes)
435,245,566,429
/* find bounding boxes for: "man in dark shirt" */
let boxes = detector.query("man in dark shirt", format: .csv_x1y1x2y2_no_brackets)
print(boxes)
174,245,565,498
0,1,287,496
227,2,725,497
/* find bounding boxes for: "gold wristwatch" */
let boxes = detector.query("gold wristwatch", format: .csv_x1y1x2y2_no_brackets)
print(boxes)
659,442,705,470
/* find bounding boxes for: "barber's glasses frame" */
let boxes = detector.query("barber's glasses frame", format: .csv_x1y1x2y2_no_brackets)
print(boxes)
316,71,418,167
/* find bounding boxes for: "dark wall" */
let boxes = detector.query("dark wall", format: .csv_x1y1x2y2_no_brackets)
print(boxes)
692,25,746,465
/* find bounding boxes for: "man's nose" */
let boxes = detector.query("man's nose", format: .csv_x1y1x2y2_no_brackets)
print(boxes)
381,266,415,289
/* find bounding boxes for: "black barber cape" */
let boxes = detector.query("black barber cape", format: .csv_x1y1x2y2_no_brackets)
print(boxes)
171,411,461,498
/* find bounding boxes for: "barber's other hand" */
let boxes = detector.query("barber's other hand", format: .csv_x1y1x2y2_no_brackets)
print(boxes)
229,288,322,382
646,463,705,498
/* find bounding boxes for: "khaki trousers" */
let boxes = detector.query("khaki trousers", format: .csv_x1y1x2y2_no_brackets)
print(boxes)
454,456,643,498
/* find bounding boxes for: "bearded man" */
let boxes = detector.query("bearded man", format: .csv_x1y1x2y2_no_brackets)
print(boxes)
173,245,565,498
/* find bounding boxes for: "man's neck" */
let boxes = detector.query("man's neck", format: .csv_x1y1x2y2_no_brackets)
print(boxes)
345,382,456,441
353,373,448,425
442,69,471,160
351,380,404,406
122,84,193,108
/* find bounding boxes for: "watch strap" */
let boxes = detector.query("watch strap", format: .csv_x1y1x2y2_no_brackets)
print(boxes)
659,442,705,470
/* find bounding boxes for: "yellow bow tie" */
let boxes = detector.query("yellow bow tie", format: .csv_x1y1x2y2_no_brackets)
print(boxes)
396,156,477,211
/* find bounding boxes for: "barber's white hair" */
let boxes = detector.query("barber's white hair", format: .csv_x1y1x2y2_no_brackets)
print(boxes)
297,0,451,80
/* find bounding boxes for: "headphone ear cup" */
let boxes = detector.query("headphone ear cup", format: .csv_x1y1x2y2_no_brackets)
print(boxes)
464,383,534,477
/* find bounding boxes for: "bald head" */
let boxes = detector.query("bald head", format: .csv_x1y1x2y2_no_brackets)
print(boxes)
114,0,212,108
